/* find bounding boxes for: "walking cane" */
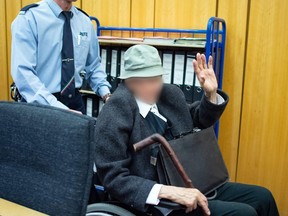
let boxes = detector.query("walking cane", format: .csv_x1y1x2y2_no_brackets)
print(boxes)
133,133,194,188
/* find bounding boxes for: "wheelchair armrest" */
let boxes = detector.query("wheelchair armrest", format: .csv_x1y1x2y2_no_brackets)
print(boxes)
156,199,185,210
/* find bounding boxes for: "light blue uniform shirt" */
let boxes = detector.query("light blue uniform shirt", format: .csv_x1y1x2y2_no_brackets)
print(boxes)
11,0,111,109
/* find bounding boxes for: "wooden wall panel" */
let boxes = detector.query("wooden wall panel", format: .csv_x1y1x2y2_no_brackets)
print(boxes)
131,0,154,27
82,0,131,36
21,0,38,6
237,0,288,215
0,0,8,100
217,0,249,181
130,0,155,38
84,0,122,24
154,0,216,38
155,0,216,29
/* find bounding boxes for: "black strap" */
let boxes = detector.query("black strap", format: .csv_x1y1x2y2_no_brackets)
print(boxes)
76,7,89,17
20,4,39,13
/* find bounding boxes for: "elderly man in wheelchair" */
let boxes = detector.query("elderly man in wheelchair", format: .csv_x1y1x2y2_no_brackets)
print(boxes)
88,45,278,216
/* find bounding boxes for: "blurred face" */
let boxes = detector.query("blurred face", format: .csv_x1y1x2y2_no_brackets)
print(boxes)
125,76,163,104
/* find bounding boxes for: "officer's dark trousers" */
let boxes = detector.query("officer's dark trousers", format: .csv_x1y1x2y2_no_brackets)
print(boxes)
53,89,86,114
170,182,279,216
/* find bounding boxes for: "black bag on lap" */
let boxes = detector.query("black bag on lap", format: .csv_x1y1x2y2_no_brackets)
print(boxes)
157,126,229,195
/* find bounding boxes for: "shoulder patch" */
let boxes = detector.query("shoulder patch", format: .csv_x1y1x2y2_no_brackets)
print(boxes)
20,3,39,15
76,7,89,17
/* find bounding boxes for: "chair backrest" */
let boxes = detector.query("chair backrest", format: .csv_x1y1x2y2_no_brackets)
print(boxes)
0,102,96,216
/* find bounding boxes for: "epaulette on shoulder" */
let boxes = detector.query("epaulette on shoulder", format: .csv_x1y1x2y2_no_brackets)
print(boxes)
76,7,89,17
20,3,39,15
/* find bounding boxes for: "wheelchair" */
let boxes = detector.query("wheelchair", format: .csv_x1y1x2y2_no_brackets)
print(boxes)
85,172,184,216
85,134,197,216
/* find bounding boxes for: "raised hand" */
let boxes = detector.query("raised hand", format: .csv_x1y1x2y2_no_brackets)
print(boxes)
193,53,218,103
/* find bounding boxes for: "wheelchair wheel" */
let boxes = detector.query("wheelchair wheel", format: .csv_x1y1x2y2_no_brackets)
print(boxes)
86,203,136,216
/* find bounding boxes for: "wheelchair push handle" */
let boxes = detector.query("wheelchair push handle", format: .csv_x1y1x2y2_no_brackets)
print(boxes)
133,133,194,188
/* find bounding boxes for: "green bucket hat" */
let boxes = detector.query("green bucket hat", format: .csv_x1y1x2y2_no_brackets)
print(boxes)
118,44,167,79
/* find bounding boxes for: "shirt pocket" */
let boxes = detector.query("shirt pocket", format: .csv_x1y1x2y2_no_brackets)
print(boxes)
74,36,90,69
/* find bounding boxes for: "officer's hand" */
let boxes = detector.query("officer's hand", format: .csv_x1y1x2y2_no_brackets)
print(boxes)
105,97,111,102
158,185,210,215
193,53,218,104
69,109,82,115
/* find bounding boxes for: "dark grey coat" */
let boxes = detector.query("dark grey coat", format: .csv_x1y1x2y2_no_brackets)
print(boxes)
95,83,228,212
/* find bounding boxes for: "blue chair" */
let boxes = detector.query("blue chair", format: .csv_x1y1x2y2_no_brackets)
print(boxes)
0,102,96,215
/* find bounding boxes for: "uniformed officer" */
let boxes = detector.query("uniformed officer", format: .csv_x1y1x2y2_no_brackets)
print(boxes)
11,0,112,114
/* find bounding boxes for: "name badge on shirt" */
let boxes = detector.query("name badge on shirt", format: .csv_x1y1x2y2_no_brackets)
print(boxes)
77,32,88,45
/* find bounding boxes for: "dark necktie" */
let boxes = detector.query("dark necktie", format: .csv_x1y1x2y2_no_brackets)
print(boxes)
61,11,75,97
145,111,168,166
145,111,168,135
